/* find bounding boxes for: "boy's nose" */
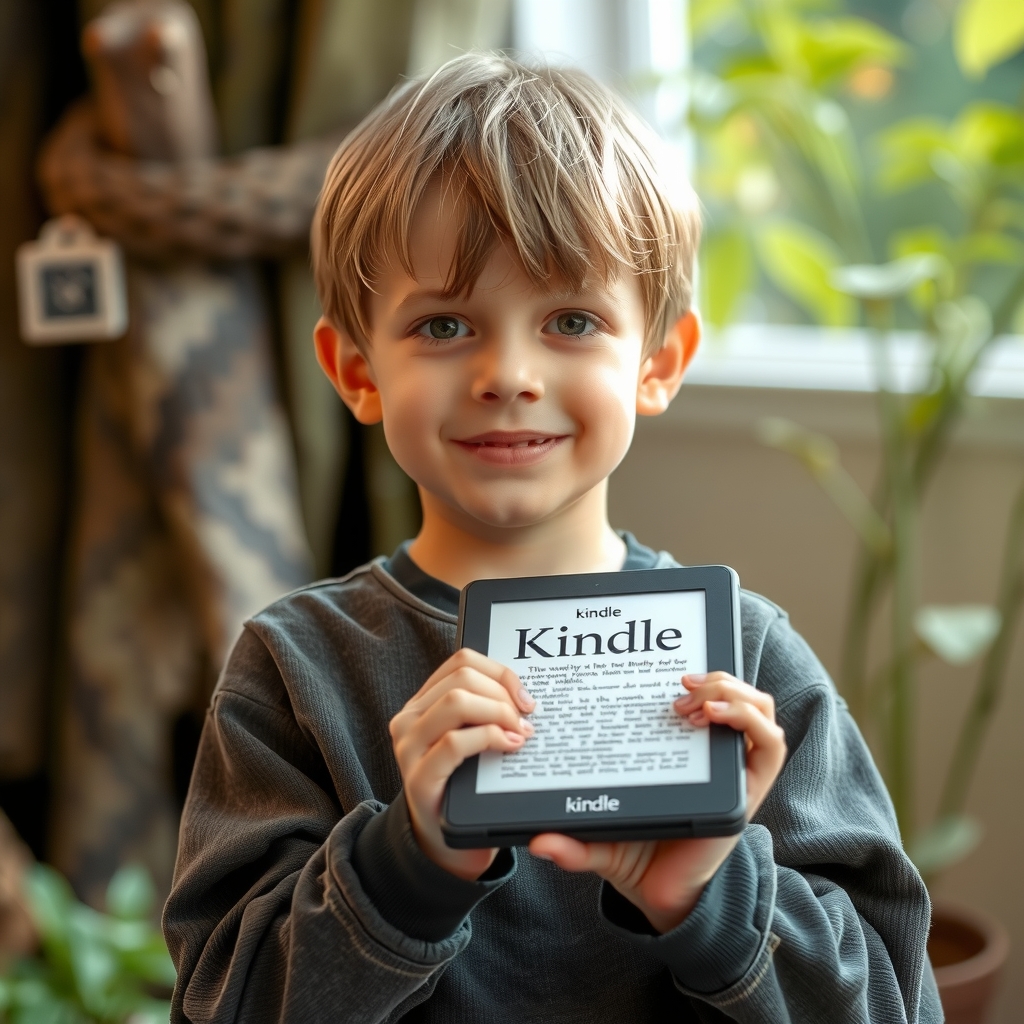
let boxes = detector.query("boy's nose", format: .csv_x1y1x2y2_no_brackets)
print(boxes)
470,340,545,404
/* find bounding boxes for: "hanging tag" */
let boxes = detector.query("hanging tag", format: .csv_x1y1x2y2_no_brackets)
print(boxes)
16,215,128,344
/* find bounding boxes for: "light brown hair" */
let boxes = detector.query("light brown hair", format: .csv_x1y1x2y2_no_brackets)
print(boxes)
312,51,701,355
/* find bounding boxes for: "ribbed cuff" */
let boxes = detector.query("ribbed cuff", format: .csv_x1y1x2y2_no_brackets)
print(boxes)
350,790,516,943
600,835,765,994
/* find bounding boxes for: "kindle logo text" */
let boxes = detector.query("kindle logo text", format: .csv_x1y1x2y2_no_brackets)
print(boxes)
514,620,683,659
565,794,620,813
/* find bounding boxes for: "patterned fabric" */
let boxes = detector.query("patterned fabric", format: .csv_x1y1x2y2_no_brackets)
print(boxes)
40,0,318,902
52,262,312,904
54,333,204,905
38,102,336,261
126,263,312,665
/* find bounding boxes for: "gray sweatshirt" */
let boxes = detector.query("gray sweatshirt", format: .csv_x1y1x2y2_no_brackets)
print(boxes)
163,538,942,1023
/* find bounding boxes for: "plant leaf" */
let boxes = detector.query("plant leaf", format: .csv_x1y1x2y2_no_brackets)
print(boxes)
4,975,78,1023
874,118,949,192
756,417,891,555
889,228,955,309
761,10,906,85
121,941,178,988
23,864,75,947
795,17,907,87
890,226,951,262
933,296,992,385
126,1000,173,1024
107,864,155,921
951,103,1024,166
754,220,854,325
68,927,118,1015
915,604,1002,665
905,390,946,437
106,919,156,953
954,0,1024,78
756,416,838,475
958,231,1024,266
701,228,753,327
830,254,944,300
907,815,983,876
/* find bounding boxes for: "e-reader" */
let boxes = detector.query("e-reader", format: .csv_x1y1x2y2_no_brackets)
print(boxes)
440,565,746,848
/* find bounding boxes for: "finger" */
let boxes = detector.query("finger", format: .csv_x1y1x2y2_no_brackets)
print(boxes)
676,674,775,719
404,668,522,718
416,648,509,696
411,724,526,792
417,648,535,712
696,700,786,807
393,666,532,746
688,698,782,751
680,674,774,717
529,836,653,889
395,690,533,769
529,833,614,873
418,688,533,742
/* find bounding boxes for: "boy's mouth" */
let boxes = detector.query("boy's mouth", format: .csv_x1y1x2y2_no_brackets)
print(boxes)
452,430,568,465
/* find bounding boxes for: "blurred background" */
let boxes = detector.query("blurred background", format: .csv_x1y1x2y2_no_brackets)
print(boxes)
0,0,1022,1021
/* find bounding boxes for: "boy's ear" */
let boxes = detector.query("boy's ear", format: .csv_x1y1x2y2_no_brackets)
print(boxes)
313,316,383,424
636,309,701,417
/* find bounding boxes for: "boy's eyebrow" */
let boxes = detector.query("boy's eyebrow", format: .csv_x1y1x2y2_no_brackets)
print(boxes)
392,282,610,315
393,288,458,314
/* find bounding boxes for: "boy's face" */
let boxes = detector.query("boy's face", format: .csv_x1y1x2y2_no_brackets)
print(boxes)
316,187,696,535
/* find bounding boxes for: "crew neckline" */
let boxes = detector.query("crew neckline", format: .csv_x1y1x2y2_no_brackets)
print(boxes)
382,532,662,617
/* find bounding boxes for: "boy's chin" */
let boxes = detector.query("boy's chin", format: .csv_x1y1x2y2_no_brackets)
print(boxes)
448,487,582,532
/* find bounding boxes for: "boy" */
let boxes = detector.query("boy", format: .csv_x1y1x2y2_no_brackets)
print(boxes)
163,53,940,1023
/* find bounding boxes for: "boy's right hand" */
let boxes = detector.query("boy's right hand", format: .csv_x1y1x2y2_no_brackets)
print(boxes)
389,648,535,880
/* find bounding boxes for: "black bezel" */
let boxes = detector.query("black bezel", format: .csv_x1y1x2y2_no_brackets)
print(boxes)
441,565,746,848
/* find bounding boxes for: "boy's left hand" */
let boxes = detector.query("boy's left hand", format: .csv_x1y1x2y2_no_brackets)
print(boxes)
528,673,786,935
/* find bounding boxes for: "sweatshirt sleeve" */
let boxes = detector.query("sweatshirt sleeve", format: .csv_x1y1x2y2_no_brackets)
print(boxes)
162,625,510,1024
599,605,943,1024
350,790,515,942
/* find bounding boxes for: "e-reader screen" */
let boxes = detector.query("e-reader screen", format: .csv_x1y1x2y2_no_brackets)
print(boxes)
477,589,709,794
442,564,745,848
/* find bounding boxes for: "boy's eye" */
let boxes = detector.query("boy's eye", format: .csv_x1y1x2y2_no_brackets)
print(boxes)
548,312,597,337
417,316,469,341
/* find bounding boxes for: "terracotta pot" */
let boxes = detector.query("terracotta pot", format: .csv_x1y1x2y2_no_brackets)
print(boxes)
929,900,1009,1024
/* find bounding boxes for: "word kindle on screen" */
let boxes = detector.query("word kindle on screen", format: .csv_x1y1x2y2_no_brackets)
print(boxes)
441,565,747,848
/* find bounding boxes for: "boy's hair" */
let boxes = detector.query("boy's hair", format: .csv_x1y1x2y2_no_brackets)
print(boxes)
313,51,701,356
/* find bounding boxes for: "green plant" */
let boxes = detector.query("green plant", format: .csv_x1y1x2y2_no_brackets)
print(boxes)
689,0,908,326
688,0,1024,880
0,865,174,1024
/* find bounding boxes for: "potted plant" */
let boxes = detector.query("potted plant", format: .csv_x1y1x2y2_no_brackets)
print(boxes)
0,857,174,1024
757,254,1021,1020
682,1,1024,1019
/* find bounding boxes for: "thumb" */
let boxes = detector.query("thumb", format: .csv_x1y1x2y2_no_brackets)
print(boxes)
529,833,604,872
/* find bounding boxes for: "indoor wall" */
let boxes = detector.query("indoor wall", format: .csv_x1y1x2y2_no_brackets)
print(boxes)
610,376,1024,1024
